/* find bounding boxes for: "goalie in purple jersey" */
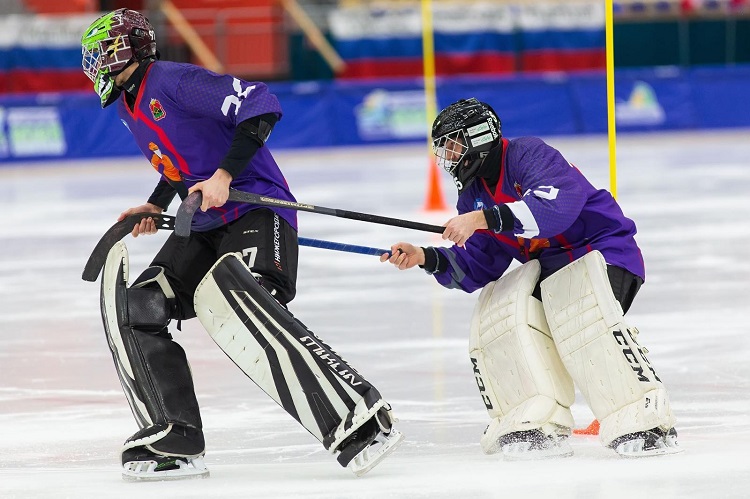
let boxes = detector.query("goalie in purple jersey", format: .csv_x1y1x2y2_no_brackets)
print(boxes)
82,8,402,481
382,98,682,460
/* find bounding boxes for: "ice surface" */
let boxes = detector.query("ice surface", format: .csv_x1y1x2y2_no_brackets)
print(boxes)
1,130,749,498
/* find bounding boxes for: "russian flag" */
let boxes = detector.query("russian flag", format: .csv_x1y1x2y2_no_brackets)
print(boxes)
329,3,605,80
0,14,94,94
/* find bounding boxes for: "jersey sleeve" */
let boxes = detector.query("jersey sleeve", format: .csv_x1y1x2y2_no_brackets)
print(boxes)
173,67,282,126
505,137,586,238
432,232,514,293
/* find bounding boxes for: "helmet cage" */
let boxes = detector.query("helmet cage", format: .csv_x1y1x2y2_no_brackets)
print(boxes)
81,33,135,82
433,129,468,177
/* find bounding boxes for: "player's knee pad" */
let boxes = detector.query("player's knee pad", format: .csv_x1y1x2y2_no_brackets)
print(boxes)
469,260,575,454
101,242,203,439
194,253,395,456
540,250,676,446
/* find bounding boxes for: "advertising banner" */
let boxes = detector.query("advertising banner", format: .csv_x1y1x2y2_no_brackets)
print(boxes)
1,66,748,163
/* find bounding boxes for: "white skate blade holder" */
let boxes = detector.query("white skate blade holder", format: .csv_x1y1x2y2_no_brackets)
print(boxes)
348,428,405,477
614,438,684,458
501,438,573,461
122,456,210,481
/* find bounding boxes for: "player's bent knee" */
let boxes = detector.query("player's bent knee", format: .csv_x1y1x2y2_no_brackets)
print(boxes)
540,251,676,446
469,260,574,453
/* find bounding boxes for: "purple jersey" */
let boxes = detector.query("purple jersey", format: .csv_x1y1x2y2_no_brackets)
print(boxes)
117,60,297,231
433,137,645,292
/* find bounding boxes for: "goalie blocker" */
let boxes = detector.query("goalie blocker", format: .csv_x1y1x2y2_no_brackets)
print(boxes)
194,253,403,475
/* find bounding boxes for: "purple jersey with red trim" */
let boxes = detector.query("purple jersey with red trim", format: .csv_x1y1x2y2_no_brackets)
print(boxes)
117,60,297,231
433,136,644,292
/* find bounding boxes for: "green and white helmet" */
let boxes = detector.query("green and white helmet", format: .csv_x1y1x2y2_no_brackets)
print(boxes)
81,9,157,107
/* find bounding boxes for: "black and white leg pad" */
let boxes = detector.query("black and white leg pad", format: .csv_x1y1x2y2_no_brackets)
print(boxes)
194,253,398,465
540,251,677,448
469,260,575,456
101,242,204,463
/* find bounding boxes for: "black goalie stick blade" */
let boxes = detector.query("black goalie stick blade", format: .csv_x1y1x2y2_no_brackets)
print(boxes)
174,191,202,238
81,213,175,282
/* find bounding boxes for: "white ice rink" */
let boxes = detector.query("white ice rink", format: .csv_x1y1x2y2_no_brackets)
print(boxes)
1,130,749,498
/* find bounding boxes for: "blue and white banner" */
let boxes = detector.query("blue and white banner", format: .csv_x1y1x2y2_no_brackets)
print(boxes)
2,65,749,162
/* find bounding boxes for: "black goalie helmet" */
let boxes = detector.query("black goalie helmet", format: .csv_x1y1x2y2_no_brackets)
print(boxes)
431,98,501,192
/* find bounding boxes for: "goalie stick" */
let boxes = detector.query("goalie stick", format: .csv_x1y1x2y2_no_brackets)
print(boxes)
81,213,175,282
174,190,445,238
82,214,390,282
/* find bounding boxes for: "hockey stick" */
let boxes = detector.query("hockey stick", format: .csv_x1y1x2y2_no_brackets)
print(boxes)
82,213,175,282
82,214,390,282
174,190,445,238
298,237,389,257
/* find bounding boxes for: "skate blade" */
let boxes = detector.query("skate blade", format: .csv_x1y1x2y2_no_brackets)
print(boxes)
349,429,405,477
122,458,210,482
502,442,574,461
615,438,685,458
617,445,684,458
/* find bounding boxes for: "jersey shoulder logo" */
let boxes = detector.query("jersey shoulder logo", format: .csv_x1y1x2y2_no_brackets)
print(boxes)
149,99,166,121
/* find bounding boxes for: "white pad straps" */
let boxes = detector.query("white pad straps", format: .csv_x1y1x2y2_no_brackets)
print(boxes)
469,260,575,453
540,251,676,446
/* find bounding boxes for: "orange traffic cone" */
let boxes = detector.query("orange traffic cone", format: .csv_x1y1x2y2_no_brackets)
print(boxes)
573,419,600,435
424,156,448,211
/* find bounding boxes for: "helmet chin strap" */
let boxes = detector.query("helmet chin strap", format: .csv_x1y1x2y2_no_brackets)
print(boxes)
454,157,484,194
99,59,144,108
96,70,122,108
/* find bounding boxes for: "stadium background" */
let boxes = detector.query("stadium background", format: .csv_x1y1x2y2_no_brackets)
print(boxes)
0,0,748,161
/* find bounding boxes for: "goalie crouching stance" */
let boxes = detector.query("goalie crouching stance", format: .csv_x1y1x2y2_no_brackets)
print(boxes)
84,8,401,481
382,97,681,460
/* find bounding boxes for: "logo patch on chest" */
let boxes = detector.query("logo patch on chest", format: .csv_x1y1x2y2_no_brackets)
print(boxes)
149,99,166,121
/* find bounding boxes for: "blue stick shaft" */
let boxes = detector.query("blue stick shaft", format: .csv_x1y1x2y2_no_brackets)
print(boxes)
298,237,391,257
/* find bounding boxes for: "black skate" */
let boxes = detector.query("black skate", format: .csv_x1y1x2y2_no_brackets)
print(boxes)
120,423,209,481
335,412,404,477
495,429,573,461
609,427,683,458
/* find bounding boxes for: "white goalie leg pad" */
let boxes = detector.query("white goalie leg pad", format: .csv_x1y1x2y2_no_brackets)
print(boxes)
540,251,676,447
194,253,397,463
469,260,575,454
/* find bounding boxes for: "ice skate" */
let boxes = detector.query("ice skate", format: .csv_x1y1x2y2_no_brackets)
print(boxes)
346,427,404,477
121,446,209,481
336,414,404,477
609,427,683,458
120,423,209,481
496,429,573,461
